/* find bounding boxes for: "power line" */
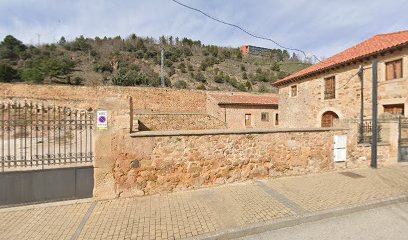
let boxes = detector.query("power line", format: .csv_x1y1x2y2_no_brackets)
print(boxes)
335,65,374,91
169,0,322,63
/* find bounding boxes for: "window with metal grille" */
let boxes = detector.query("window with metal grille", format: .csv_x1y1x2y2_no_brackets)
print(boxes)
385,59,403,80
324,76,335,99
261,112,269,122
383,104,404,115
291,85,297,97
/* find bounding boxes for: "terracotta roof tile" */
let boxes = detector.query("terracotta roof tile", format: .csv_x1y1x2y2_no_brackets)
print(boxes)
273,30,408,86
216,94,278,106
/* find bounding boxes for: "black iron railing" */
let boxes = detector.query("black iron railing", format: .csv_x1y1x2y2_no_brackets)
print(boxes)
0,102,93,172
358,120,382,144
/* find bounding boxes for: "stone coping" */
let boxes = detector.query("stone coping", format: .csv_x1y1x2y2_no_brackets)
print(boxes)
357,142,391,147
134,112,208,116
130,127,349,137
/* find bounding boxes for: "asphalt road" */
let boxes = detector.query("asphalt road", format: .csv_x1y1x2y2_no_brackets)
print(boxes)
238,202,408,240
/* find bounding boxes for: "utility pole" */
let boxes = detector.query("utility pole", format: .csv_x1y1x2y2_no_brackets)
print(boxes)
371,60,378,168
36,33,41,46
160,48,165,87
359,65,364,143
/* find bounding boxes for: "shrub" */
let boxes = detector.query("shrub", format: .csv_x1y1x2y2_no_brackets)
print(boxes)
240,64,246,71
0,63,18,82
178,63,186,73
242,72,248,79
193,72,206,83
94,62,113,73
174,80,187,89
258,84,269,93
214,74,224,83
21,67,44,83
196,84,206,90
271,62,280,71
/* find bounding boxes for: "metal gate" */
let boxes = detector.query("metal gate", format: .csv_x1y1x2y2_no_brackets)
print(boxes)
399,117,408,161
0,102,94,206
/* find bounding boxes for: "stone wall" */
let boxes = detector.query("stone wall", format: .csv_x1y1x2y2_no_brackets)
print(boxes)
0,83,208,113
135,113,226,131
99,127,392,198
0,83,279,131
278,47,408,129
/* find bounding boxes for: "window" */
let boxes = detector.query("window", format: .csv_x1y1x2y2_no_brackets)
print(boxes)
384,104,404,116
245,114,252,127
385,59,403,80
261,112,269,122
324,76,335,99
275,113,279,125
321,111,339,128
291,85,297,97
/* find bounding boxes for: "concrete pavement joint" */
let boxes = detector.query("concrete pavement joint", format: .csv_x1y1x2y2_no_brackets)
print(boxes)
196,194,408,240
255,180,308,215
69,201,97,240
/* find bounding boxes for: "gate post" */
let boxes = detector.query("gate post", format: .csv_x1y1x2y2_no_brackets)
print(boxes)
380,119,399,165
93,95,132,199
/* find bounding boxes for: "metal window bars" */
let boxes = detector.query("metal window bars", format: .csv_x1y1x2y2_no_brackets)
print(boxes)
358,120,382,144
0,102,93,172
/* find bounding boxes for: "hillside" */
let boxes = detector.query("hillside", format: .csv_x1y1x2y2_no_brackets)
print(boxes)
0,34,311,93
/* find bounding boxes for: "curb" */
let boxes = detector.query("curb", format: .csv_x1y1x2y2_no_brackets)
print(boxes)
194,195,408,240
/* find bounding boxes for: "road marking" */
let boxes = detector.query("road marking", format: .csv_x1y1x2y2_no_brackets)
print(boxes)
255,181,308,215
70,201,97,240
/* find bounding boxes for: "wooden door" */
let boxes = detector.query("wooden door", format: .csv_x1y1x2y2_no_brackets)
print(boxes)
321,111,339,127
245,114,251,127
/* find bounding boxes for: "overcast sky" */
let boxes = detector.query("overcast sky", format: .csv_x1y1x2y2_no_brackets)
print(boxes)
0,0,407,58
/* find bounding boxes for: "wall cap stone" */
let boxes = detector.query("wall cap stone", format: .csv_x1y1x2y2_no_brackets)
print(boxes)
130,127,349,137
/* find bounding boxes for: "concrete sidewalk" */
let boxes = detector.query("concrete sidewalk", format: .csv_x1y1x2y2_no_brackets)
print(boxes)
1,165,408,240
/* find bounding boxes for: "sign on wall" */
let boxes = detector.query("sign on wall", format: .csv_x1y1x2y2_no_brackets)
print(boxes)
97,111,108,130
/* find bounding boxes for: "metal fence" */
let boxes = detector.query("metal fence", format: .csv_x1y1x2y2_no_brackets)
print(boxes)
358,120,382,144
0,102,94,172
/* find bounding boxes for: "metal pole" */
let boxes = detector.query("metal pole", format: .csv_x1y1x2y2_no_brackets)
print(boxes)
371,60,378,168
161,48,165,87
359,65,364,143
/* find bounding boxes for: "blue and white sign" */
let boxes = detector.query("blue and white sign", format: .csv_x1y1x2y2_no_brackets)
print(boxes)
97,111,108,130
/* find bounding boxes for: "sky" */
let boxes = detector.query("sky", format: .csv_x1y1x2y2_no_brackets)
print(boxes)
0,0,407,58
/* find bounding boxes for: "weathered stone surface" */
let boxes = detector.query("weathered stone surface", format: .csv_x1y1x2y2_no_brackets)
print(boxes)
108,128,391,198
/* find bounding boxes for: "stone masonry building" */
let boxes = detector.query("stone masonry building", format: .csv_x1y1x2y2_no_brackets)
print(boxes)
273,30,408,128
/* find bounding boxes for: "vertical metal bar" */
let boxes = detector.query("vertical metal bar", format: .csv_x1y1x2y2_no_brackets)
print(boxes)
90,111,93,162
8,103,11,168
13,103,17,167
359,65,364,143
30,103,33,167
58,107,61,164
24,103,27,166
53,106,56,165
1,104,4,172
35,104,39,167
75,110,78,163
371,60,378,169
398,116,402,161
63,107,67,164
41,105,44,169
69,108,72,163
85,109,88,163
48,106,51,165
80,111,83,163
